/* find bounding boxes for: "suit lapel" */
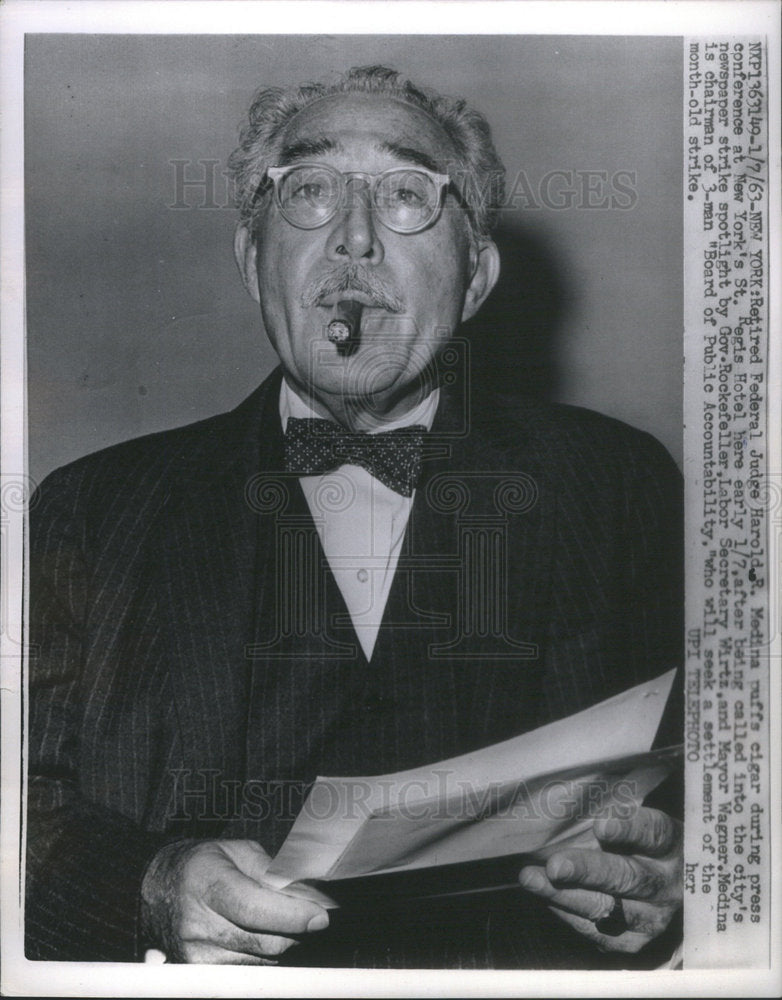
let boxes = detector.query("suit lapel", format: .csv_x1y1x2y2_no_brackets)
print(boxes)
376,385,552,747
155,377,279,785
373,388,463,648
374,384,550,659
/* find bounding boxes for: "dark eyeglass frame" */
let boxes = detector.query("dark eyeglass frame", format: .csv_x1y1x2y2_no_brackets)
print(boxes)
264,162,456,234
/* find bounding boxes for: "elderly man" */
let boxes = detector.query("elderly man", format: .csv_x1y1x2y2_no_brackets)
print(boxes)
26,66,683,968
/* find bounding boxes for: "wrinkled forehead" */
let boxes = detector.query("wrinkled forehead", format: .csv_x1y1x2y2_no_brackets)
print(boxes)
276,92,461,172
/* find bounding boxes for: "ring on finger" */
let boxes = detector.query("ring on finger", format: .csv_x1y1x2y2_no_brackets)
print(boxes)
594,895,628,936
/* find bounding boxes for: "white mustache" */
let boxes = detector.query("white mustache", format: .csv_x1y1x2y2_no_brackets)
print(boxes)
300,265,404,313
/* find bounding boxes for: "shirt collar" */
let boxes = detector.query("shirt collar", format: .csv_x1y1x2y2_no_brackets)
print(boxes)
279,377,440,434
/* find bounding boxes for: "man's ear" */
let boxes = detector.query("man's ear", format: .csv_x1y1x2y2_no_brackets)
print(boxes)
461,239,500,323
233,223,261,304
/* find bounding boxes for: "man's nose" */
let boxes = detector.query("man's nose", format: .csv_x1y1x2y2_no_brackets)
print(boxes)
324,179,384,264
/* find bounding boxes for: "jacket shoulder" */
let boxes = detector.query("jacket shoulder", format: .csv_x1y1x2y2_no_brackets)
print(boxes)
32,378,274,523
475,394,680,481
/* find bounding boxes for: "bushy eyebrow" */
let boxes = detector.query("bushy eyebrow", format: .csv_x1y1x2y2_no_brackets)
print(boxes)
278,137,339,164
278,137,443,174
378,142,442,173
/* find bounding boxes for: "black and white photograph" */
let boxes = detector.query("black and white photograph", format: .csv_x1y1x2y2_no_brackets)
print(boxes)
1,2,779,996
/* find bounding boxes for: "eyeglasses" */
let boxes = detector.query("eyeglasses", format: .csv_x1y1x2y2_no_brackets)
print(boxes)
264,162,453,234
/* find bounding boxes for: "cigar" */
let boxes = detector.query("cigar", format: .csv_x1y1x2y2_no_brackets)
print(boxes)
327,299,364,345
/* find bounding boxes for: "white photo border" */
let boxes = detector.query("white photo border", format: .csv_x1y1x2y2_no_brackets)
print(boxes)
2,2,780,997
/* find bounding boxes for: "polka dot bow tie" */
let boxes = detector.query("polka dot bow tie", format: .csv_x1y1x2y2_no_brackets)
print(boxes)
283,417,427,497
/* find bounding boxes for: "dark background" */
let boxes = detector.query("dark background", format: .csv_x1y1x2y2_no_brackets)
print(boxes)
25,34,683,483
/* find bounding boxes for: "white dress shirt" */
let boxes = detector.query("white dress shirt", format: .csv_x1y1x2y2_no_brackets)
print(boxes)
279,379,439,661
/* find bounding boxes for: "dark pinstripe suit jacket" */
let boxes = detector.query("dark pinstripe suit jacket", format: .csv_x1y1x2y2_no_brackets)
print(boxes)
26,368,683,966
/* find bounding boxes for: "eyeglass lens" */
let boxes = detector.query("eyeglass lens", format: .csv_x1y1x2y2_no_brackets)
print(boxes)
275,165,441,232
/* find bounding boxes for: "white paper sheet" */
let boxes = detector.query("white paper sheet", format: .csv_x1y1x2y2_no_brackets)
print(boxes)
263,670,679,904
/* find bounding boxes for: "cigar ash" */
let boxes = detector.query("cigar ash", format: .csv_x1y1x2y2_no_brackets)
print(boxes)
327,299,364,355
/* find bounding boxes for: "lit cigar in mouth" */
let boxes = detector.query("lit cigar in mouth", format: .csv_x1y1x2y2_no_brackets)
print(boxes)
327,299,364,345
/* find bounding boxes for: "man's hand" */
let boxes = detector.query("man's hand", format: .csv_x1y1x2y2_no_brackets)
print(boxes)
141,839,329,964
518,807,682,954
